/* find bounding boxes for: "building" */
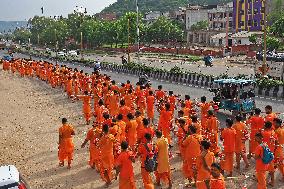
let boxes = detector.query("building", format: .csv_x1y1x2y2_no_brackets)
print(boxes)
185,5,217,30
210,31,262,47
185,5,217,45
96,13,117,21
233,0,271,32
145,11,161,23
208,2,233,31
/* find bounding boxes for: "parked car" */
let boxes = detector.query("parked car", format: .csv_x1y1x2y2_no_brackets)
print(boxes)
57,51,66,57
68,50,78,57
0,165,29,189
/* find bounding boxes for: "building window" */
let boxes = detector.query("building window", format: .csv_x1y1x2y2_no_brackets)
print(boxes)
240,10,245,15
261,7,265,13
238,40,242,44
248,20,252,26
261,20,264,25
248,9,252,14
254,8,258,14
229,21,233,27
229,12,233,17
240,21,244,26
254,20,258,27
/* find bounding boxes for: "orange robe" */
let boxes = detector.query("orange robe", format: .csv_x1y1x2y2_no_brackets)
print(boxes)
58,124,75,164
115,151,136,189
138,143,155,189
233,121,247,153
155,137,171,184
200,102,211,129
247,116,264,154
99,134,115,182
206,116,220,154
182,134,202,179
126,120,138,149
196,151,215,189
158,110,173,144
80,96,92,123
220,128,236,173
210,175,226,189
86,127,101,170
255,144,269,189
146,96,155,119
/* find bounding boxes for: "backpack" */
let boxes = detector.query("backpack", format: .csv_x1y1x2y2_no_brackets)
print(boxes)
261,144,274,164
144,143,158,172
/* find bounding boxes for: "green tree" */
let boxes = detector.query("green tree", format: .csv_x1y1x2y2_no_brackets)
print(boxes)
191,20,209,31
270,16,284,38
266,36,281,51
249,34,257,44
13,28,31,43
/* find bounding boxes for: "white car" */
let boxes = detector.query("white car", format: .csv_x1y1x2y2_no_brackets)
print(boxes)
0,165,29,189
57,51,66,57
68,50,78,57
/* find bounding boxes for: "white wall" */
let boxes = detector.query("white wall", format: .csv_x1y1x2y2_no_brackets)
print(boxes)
186,9,208,30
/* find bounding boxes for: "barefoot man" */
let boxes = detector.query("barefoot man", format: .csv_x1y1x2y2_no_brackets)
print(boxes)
58,118,75,169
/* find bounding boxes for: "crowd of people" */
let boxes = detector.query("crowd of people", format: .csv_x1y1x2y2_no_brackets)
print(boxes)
2,58,284,189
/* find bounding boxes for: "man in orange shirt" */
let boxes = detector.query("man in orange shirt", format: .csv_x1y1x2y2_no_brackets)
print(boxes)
135,111,144,143
146,90,155,123
167,91,176,112
78,91,92,125
261,121,277,186
58,118,75,169
192,115,202,135
119,100,132,122
247,108,264,159
220,118,236,177
155,130,172,188
126,113,138,150
209,163,225,189
158,103,173,146
115,141,136,189
254,132,269,189
99,124,116,187
264,105,277,129
81,123,101,171
196,140,215,189
206,110,220,155
182,126,203,183
199,96,211,129
274,118,284,181
140,118,155,144
138,133,155,189
232,115,249,170
155,85,166,101
117,114,127,142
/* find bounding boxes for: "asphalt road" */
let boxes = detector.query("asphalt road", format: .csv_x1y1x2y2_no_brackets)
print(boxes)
1,50,284,125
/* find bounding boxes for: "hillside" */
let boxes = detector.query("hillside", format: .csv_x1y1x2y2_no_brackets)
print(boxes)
0,21,27,33
102,0,229,15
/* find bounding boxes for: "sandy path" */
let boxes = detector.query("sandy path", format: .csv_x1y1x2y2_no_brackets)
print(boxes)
1,67,284,189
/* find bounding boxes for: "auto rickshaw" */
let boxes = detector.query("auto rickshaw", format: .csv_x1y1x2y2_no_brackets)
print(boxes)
209,79,256,116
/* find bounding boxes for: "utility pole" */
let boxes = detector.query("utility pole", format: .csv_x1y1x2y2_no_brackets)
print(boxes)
128,18,131,63
225,5,229,47
260,0,268,76
136,0,140,64
263,0,267,75
55,29,58,64
80,31,83,60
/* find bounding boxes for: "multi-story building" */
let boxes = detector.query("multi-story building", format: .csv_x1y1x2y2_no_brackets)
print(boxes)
185,5,217,30
208,2,233,31
233,0,269,32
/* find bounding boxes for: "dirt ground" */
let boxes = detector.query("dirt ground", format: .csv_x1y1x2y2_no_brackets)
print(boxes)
0,66,283,189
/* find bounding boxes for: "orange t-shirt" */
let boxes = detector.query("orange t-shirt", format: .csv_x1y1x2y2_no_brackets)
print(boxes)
221,128,236,153
183,134,202,159
232,122,247,152
115,151,135,179
255,144,269,172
